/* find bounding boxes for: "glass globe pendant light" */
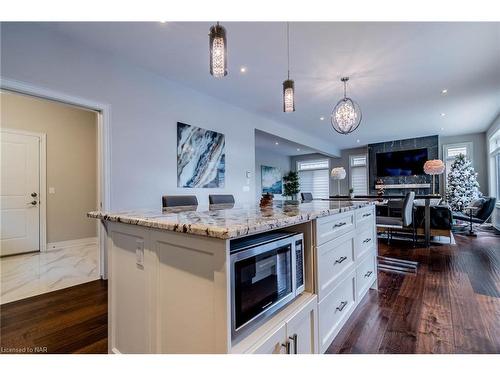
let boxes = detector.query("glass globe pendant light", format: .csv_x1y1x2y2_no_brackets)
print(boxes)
283,22,295,112
331,77,362,134
209,22,227,78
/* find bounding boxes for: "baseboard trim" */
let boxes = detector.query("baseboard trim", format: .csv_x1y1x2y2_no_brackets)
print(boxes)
46,237,97,251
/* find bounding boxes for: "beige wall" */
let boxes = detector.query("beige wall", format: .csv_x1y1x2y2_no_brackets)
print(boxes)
1,91,97,243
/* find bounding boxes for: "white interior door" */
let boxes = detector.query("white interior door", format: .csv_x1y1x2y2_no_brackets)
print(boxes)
1,130,40,256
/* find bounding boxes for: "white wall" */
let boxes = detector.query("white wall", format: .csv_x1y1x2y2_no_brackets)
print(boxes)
0,23,339,209
487,114,500,230
255,148,291,201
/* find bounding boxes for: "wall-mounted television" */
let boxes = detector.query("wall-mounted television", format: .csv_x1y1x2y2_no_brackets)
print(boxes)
376,148,428,177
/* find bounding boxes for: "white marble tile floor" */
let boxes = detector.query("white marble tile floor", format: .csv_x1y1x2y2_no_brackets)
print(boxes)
0,244,99,304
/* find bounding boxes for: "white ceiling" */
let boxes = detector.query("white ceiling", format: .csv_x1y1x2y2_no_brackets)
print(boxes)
255,129,320,156
39,22,500,150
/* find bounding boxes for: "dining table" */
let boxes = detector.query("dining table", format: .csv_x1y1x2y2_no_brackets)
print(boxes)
325,194,442,247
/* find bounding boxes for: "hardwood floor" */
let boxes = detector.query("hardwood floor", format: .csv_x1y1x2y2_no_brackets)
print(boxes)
1,230,498,354
0,280,107,354
327,229,500,354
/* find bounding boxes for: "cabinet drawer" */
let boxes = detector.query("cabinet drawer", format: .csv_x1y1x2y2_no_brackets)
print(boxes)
355,223,376,260
356,251,377,300
317,231,355,301
318,271,356,353
316,211,355,246
356,205,375,227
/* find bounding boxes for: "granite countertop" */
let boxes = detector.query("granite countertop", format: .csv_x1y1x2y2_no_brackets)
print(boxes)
88,200,374,240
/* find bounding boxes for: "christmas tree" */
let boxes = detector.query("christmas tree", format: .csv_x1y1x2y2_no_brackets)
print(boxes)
283,171,300,200
446,154,480,212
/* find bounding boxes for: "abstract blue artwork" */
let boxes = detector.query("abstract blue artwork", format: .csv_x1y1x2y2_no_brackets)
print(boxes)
177,122,225,188
261,166,282,194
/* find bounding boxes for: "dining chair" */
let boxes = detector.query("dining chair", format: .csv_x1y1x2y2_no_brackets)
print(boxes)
209,194,235,205
162,195,198,208
376,192,416,245
301,192,313,201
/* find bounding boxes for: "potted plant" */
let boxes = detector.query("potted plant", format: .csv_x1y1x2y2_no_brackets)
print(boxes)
349,188,355,199
283,171,300,202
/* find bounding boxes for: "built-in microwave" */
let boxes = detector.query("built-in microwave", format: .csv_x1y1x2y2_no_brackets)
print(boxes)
230,231,305,341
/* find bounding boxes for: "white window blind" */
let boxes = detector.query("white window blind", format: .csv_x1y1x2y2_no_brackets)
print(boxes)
349,155,368,195
298,169,329,199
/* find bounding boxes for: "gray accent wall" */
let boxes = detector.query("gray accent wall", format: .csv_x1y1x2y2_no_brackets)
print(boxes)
368,135,438,195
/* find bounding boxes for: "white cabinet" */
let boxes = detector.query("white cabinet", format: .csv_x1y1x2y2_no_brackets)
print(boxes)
316,211,355,246
316,231,355,300
356,250,377,300
247,323,287,354
284,296,318,354
317,270,356,353
315,204,378,353
245,295,318,354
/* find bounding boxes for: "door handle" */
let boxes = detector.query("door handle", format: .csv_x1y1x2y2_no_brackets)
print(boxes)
28,200,38,206
362,213,371,217
363,238,371,243
364,271,373,278
336,300,348,312
282,340,291,354
31,192,38,198
334,256,347,264
289,334,298,354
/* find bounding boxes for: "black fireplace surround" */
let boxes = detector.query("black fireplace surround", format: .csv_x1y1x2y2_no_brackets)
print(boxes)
368,135,439,196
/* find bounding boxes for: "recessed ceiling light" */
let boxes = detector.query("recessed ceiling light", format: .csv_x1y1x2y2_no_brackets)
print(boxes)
240,66,247,73
441,89,448,95
160,21,167,24
320,116,325,121
275,142,279,145
356,139,360,143
297,148,301,151
441,113,446,117
441,127,444,131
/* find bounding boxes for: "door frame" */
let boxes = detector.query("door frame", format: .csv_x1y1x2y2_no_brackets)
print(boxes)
1,77,111,278
0,128,47,252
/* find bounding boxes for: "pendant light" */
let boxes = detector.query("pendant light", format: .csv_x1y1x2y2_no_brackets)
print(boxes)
209,22,227,78
283,22,295,112
331,77,362,134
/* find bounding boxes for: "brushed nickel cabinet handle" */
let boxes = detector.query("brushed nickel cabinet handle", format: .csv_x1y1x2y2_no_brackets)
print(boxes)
335,256,347,264
289,334,298,354
362,213,371,217
333,222,347,229
336,301,348,312
363,238,371,243
364,271,373,278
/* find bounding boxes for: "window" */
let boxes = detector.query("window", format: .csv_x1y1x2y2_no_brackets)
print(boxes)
490,129,500,204
349,155,368,195
443,142,473,189
297,159,329,171
496,153,500,200
297,159,329,199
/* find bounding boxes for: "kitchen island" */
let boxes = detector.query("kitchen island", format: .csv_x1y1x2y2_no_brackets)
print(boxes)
89,200,377,354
